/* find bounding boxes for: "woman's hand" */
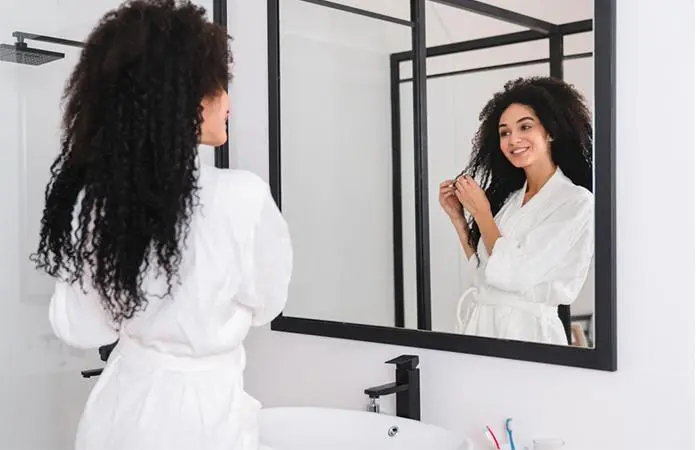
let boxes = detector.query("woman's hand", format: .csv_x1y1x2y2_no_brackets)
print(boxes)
454,175,501,254
439,179,475,258
439,180,465,223
454,175,492,223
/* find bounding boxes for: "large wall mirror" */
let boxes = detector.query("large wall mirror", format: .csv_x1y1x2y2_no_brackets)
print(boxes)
268,0,616,371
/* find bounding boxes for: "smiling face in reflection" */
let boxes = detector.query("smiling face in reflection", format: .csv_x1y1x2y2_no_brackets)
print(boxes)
498,103,552,169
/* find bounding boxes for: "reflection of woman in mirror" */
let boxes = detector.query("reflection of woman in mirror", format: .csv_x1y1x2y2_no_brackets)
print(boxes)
438,76,593,345
30,1,292,448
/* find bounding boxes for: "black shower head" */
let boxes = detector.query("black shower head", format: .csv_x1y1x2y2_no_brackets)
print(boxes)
0,41,65,66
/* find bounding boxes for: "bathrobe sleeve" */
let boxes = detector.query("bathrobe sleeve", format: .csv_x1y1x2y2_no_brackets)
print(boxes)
237,183,293,327
48,277,120,349
484,193,594,294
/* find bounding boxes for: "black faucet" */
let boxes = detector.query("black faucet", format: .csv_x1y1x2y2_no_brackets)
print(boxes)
363,354,420,421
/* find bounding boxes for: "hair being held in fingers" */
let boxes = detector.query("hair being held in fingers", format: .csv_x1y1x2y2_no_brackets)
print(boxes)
460,76,592,262
439,179,464,222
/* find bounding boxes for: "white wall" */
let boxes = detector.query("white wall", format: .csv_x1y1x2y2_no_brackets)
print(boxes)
0,1,214,448
232,1,695,450
276,0,411,326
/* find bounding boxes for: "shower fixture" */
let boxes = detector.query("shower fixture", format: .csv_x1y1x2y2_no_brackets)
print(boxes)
0,31,84,66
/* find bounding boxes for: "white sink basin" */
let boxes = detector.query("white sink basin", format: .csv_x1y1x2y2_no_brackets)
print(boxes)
258,406,473,450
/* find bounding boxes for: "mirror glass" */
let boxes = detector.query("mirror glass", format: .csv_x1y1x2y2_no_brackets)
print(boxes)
279,0,412,326
278,0,598,349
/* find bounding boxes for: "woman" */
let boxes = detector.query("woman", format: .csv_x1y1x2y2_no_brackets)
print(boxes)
31,1,292,449
438,76,593,345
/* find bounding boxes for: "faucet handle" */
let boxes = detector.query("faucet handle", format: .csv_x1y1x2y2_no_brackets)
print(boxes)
385,354,419,370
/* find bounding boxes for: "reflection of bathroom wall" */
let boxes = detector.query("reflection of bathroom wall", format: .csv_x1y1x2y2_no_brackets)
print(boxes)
278,0,410,326
0,1,213,448
399,35,594,333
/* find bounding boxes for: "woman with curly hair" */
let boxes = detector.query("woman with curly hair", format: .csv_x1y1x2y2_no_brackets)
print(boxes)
31,1,292,448
438,76,593,346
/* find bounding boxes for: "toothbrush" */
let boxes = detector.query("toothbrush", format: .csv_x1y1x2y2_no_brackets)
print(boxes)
505,418,516,450
484,425,501,449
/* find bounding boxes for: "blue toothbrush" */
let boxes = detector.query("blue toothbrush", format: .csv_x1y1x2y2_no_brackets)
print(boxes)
505,418,516,450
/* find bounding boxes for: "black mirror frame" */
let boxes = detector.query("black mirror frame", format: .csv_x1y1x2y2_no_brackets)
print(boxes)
265,0,616,372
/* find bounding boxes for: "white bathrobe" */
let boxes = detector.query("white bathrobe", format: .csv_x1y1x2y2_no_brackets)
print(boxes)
456,168,593,345
48,165,293,450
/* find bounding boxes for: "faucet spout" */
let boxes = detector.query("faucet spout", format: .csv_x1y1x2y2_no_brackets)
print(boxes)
364,382,408,398
366,398,380,413
363,354,421,421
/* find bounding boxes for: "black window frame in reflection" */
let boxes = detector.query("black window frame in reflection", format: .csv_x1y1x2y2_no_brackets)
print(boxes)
266,0,617,372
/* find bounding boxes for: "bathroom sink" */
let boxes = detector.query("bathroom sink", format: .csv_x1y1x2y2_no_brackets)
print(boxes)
258,406,473,450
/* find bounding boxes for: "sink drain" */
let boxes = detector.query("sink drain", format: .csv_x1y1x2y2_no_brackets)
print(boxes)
387,425,399,437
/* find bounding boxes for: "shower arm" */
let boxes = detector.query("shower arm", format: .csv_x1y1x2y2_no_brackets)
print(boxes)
12,31,85,48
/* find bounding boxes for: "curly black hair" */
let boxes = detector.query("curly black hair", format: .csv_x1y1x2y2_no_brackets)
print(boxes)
31,0,232,325
461,76,593,258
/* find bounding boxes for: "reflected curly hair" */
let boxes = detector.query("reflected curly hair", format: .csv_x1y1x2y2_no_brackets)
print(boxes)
461,76,592,258
31,0,232,324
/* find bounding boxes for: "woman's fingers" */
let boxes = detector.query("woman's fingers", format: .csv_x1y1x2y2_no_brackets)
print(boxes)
444,176,478,202
440,181,456,196
454,185,467,201
456,176,479,195
454,183,474,210
455,177,469,193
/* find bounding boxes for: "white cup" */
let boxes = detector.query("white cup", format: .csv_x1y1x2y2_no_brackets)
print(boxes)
531,438,566,450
